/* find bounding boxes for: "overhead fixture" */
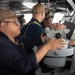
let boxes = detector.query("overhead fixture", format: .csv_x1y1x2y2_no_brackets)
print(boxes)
66,0,75,11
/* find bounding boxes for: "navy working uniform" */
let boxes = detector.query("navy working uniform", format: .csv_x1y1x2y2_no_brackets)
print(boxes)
21,18,47,74
21,18,44,51
0,32,37,75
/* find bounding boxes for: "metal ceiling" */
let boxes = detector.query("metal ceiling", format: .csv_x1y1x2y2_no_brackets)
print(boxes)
0,0,28,11
0,0,74,14
0,0,75,23
0,0,39,13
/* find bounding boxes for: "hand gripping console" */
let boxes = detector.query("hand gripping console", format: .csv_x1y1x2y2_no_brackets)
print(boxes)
43,27,74,67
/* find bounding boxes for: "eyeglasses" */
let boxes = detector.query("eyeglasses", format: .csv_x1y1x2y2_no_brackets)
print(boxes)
4,20,20,25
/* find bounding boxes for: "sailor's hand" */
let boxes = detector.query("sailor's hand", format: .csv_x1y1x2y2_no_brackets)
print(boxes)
69,39,75,46
46,38,65,50
50,23,66,30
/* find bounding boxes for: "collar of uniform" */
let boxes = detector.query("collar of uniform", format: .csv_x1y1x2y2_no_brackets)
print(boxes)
30,18,41,25
0,32,18,45
0,32,9,40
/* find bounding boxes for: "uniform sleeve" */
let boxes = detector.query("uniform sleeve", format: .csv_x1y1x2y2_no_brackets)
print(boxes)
0,41,38,73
